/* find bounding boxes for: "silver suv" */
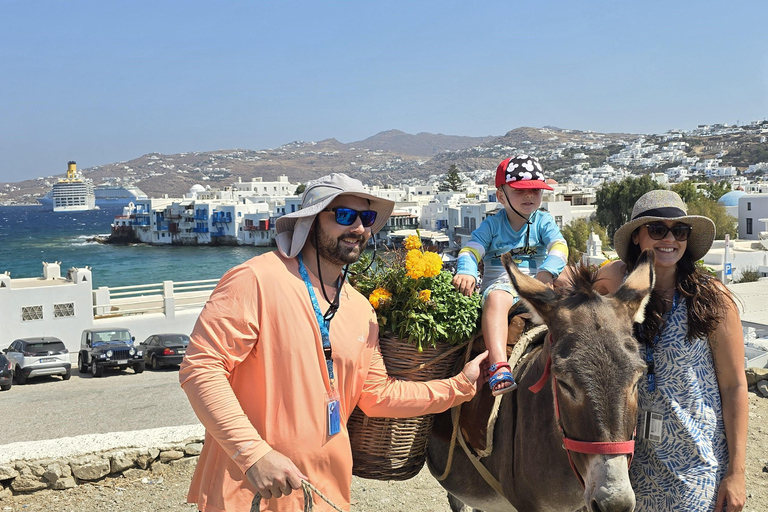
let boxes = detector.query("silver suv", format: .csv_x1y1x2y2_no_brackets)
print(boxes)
5,337,72,384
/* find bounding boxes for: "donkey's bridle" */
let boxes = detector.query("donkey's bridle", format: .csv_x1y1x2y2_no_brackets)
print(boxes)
529,333,636,489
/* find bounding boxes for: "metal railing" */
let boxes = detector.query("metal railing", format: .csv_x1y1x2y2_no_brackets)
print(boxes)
93,278,219,319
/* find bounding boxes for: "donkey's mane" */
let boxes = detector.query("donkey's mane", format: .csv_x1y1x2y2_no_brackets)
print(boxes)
560,263,601,306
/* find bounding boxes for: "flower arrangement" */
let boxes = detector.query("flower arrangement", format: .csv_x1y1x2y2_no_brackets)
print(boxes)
350,234,482,351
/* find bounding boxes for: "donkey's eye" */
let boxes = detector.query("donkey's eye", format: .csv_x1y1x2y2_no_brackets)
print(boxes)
558,380,576,397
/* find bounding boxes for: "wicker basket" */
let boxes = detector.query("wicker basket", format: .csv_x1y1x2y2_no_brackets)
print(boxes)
347,334,469,480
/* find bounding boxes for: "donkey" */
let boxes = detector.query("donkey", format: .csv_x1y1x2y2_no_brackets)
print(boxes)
427,250,655,512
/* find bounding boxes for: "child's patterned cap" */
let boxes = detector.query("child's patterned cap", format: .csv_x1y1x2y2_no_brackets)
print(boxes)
494,155,553,190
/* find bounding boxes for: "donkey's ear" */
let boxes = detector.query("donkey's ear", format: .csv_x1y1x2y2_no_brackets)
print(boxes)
501,252,558,324
612,250,655,323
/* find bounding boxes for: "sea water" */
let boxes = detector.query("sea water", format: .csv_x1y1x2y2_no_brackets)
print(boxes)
0,205,270,288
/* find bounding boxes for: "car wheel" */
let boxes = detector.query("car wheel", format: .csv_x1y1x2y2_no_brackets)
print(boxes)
91,359,104,378
0,381,10,391
151,356,160,371
133,362,145,374
16,367,27,385
78,354,88,373
62,370,71,381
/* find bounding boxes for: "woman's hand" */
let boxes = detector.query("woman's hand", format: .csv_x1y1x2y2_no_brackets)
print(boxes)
715,469,745,511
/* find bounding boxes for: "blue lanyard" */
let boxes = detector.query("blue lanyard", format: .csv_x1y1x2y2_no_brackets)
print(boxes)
298,254,336,382
645,290,679,393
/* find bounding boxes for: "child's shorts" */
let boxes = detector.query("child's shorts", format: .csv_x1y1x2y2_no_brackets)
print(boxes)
481,278,520,306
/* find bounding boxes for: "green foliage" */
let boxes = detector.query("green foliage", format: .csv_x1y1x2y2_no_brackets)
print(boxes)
294,183,306,195
703,181,731,202
439,164,465,192
686,197,736,240
595,176,663,238
560,218,610,263
670,181,699,203
736,267,761,283
349,247,481,351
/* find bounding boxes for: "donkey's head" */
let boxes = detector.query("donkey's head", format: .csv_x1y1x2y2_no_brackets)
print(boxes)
502,250,655,512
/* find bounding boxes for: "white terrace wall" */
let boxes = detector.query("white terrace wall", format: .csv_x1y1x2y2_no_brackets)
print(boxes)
0,267,94,353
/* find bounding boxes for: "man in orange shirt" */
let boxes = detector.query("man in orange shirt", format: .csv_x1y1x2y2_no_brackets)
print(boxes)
180,173,488,512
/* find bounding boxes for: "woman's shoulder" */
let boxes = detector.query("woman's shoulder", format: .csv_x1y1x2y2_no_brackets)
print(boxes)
595,260,628,295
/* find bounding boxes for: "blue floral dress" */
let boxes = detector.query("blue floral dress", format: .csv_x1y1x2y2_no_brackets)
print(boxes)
630,296,729,511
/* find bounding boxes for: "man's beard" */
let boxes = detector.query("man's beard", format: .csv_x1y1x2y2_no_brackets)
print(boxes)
312,224,367,266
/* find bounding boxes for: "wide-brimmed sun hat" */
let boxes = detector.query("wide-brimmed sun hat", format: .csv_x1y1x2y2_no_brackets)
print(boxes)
613,189,716,262
494,155,553,190
275,173,394,258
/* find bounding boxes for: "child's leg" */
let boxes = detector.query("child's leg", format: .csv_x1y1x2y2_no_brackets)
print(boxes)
482,289,518,395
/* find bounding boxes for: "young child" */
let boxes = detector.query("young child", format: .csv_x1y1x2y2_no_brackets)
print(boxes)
453,155,568,395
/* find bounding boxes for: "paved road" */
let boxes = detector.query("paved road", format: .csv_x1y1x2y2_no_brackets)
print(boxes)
2,366,199,443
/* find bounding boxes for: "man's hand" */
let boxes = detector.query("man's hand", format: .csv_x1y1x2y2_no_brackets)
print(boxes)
246,450,307,501
452,274,477,296
460,350,489,391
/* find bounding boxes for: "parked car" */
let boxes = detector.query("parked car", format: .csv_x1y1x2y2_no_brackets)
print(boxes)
139,333,190,370
4,337,72,384
0,353,12,391
78,327,145,377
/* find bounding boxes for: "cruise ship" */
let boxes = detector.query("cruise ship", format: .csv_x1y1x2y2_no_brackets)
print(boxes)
38,163,148,210
44,161,96,212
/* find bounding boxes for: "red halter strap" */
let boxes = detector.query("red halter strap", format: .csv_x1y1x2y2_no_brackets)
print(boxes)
528,333,636,489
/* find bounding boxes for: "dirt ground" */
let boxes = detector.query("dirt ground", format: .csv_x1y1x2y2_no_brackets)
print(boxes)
2,390,768,512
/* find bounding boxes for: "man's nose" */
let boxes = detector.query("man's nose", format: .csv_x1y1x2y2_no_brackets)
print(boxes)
349,218,366,234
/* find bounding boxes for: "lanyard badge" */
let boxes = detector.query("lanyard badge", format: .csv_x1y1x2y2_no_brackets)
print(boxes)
298,255,341,438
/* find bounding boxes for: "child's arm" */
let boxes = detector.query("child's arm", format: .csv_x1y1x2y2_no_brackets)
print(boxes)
536,215,569,281
452,217,494,296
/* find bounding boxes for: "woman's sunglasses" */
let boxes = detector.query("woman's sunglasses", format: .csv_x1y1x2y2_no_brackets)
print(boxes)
323,207,378,227
644,223,692,241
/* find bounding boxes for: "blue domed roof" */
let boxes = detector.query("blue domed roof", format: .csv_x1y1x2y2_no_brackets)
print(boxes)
718,190,746,206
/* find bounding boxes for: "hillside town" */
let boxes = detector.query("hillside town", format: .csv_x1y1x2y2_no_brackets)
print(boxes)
103,121,768,287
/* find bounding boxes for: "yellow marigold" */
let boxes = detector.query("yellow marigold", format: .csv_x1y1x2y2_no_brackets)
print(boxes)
404,235,422,250
418,289,432,302
368,288,392,309
405,249,426,279
421,251,443,278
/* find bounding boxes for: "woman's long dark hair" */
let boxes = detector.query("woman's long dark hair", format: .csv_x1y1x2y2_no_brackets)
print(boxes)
625,231,734,345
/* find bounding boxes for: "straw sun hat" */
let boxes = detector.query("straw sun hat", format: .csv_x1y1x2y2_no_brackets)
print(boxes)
613,189,716,263
275,173,394,258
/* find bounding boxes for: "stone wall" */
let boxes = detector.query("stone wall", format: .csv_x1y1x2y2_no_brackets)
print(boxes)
0,437,203,498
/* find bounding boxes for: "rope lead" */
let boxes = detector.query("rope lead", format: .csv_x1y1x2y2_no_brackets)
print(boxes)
251,479,346,512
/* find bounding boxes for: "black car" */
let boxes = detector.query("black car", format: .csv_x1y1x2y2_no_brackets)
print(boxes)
140,333,190,370
79,327,145,377
0,353,12,391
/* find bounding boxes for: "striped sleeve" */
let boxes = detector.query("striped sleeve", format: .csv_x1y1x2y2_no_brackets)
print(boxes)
537,215,569,278
456,215,494,280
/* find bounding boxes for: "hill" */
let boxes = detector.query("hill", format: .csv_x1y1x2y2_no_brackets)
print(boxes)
3,123,766,204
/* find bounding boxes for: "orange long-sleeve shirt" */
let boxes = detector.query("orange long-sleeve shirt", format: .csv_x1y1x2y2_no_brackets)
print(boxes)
180,251,475,512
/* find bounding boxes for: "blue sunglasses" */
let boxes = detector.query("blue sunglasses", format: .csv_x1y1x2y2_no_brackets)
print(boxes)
323,207,377,227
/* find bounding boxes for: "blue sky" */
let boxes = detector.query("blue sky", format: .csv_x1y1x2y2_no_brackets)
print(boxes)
1,0,767,183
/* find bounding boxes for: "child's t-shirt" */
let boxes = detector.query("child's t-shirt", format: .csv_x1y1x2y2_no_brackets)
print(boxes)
456,209,568,291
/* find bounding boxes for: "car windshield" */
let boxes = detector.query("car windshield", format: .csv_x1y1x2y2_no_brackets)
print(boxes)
161,335,189,346
27,342,66,353
93,331,131,343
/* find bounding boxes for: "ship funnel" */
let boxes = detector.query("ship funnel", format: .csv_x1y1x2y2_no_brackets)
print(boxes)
67,161,78,180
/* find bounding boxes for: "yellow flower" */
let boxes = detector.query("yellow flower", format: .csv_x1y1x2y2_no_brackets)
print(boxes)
419,289,432,302
368,287,392,309
421,251,443,278
405,249,426,279
404,235,422,250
